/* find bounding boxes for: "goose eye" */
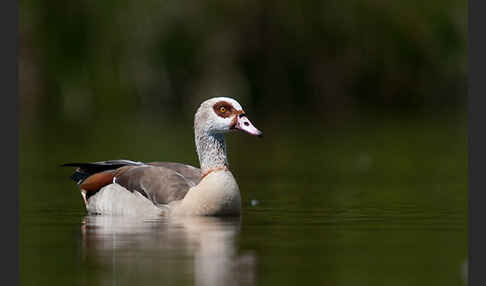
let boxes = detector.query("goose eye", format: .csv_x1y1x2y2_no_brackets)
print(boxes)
219,106,227,113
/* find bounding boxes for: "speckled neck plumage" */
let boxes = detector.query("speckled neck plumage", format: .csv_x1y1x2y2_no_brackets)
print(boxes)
195,130,228,174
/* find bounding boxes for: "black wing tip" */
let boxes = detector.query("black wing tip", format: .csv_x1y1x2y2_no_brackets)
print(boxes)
61,160,143,167
70,172,89,184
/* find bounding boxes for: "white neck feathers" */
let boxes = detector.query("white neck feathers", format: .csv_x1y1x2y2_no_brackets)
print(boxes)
194,103,230,173
195,131,228,173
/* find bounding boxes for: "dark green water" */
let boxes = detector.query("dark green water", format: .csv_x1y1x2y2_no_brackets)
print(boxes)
19,112,467,286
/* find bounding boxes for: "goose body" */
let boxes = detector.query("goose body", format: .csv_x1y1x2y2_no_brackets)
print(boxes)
63,97,262,217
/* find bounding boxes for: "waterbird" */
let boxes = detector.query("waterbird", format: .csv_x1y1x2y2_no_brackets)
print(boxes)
62,97,262,217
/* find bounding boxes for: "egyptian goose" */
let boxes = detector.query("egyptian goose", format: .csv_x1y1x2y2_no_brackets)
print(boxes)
63,97,262,217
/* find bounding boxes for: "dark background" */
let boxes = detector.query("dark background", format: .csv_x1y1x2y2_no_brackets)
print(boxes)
20,0,467,125
19,1,468,286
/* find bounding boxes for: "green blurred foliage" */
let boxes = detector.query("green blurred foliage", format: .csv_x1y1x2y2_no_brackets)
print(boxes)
20,0,467,124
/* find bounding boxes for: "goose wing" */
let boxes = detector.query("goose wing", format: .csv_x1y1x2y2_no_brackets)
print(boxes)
63,160,202,205
115,163,201,205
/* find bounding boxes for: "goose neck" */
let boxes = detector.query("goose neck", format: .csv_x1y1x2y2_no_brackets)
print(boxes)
195,131,228,173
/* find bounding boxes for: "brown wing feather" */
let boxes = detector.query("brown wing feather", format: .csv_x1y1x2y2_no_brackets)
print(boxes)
147,162,201,186
115,164,201,205
69,160,202,205
80,170,116,193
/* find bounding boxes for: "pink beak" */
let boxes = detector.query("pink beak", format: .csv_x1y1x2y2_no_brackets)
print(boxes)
235,115,263,137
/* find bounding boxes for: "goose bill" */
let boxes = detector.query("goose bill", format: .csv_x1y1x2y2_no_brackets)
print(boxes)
235,115,263,137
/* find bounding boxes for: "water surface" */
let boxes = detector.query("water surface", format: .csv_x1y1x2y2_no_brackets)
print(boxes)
19,113,467,285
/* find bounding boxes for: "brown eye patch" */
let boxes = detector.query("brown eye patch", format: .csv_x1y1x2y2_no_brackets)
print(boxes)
213,101,235,118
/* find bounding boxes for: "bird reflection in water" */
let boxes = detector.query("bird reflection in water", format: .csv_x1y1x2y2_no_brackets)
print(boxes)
80,215,257,286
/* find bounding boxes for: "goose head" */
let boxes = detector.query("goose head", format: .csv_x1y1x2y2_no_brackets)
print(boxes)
194,97,262,137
